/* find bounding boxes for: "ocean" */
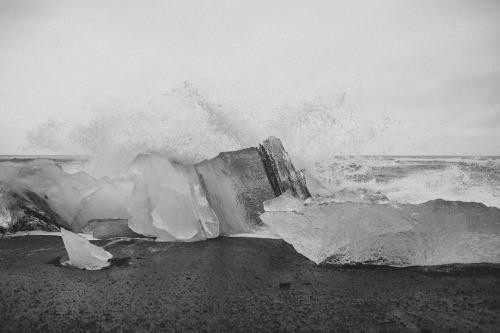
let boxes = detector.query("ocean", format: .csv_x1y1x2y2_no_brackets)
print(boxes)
315,155,500,208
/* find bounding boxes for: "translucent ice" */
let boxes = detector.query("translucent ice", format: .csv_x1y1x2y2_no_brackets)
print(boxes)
263,190,305,212
0,160,97,231
81,219,143,239
60,228,113,270
261,197,500,266
258,136,311,200
72,178,133,232
126,153,219,241
195,148,276,235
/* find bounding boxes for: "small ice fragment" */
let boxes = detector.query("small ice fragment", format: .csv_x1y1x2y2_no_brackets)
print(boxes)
263,190,305,212
60,228,113,270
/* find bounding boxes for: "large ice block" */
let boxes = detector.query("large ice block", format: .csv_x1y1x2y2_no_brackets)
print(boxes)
193,137,312,235
60,228,113,270
195,148,276,235
261,195,500,266
71,178,133,232
0,159,97,231
126,153,219,241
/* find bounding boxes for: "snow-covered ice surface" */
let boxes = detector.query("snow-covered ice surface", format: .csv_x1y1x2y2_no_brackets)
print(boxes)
60,228,113,270
261,194,500,266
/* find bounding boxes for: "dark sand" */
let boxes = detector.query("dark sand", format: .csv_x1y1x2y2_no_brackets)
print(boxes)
1,236,499,332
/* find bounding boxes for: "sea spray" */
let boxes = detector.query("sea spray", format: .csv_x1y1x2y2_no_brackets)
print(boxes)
26,83,396,179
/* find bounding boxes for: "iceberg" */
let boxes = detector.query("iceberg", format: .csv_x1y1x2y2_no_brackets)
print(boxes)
195,148,276,235
261,195,500,266
60,228,113,270
0,159,97,231
71,178,133,232
194,136,311,235
127,153,219,241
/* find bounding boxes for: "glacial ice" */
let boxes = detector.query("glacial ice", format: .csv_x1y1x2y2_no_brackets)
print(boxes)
258,136,311,200
193,137,312,235
0,159,97,231
261,194,500,266
71,178,133,232
60,228,113,270
0,189,66,233
127,153,219,241
1,137,309,240
263,190,305,212
81,219,143,239
195,147,276,235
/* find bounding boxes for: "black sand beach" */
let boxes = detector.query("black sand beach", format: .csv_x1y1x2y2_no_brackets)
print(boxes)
1,236,499,332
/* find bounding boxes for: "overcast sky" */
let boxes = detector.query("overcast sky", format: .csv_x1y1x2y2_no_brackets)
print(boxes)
1,0,499,155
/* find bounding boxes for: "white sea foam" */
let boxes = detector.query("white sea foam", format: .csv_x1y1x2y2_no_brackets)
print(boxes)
317,160,500,208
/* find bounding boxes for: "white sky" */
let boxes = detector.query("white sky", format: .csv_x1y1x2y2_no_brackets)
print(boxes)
1,0,499,155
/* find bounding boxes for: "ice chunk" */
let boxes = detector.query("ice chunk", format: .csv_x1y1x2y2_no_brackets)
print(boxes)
261,200,413,264
193,137,312,235
263,190,305,212
127,153,219,241
44,170,97,225
322,231,434,266
81,219,144,239
261,198,500,266
195,147,276,235
60,228,113,270
258,136,311,200
186,168,219,238
71,178,133,232
0,159,97,231
0,188,67,234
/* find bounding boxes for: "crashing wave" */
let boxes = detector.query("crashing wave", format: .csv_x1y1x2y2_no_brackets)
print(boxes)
315,156,500,209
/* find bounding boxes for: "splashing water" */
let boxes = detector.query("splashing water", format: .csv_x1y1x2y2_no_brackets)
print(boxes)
317,157,500,208
26,83,395,178
23,82,500,208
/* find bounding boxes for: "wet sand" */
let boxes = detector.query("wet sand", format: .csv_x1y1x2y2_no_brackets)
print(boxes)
1,236,499,332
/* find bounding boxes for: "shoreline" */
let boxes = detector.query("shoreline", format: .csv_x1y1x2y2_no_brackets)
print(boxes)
1,236,499,332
